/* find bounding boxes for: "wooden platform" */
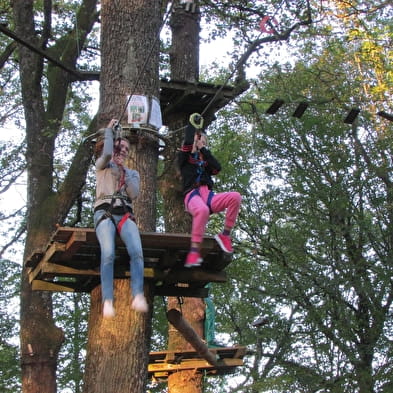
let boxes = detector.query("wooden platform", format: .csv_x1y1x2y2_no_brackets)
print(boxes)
25,227,233,296
148,346,246,381
160,79,239,117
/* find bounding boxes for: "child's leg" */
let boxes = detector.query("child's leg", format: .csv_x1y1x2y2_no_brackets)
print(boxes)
210,191,242,230
186,192,210,244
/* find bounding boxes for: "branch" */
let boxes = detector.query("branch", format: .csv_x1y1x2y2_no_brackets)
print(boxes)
202,9,313,117
0,218,26,260
0,39,16,70
55,115,97,225
0,24,85,80
0,10,100,82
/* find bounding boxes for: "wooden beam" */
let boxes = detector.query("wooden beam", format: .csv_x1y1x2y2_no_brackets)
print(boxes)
167,309,218,366
34,263,99,277
28,242,66,283
148,347,246,379
27,227,233,294
149,346,247,362
31,264,163,281
61,230,87,260
148,357,243,374
32,280,79,292
154,286,209,298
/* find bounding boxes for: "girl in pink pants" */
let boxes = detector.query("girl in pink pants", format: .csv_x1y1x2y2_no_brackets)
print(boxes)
178,113,242,267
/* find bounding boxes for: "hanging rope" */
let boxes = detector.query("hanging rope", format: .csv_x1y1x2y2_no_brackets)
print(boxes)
177,296,184,314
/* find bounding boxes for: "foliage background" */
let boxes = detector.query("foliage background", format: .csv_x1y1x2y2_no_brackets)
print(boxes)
1,1,392,392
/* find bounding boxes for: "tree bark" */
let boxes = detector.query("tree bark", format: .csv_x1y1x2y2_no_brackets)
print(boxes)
84,282,154,393
169,0,200,83
15,1,98,392
159,2,207,392
83,1,161,392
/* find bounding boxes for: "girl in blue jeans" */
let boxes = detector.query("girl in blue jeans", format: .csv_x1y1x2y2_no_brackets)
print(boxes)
94,119,148,317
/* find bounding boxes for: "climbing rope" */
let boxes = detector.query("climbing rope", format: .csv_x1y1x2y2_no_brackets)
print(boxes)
177,296,184,314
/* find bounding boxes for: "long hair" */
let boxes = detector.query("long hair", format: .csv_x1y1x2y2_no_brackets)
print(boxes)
94,138,104,159
94,137,130,159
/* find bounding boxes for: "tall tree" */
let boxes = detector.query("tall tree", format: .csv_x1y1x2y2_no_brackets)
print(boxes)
12,1,99,392
161,3,207,392
0,259,21,392
205,4,393,389
2,1,328,392
82,1,162,392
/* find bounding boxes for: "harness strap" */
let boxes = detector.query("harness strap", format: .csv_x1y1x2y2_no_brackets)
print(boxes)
96,210,136,233
187,188,214,214
95,164,135,232
95,211,117,230
190,152,206,185
206,190,214,213
117,212,135,233
99,194,131,202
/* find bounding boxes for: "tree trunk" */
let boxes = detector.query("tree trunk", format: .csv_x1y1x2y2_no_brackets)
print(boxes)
15,1,96,391
83,1,161,392
159,2,206,392
169,0,200,83
84,282,154,393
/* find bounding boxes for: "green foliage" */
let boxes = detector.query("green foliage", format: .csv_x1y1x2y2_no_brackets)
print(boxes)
212,47,392,392
54,292,89,393
1,0,392,392
0,259,21,392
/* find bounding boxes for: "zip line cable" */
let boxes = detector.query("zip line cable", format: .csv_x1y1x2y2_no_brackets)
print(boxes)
200,1,285,118
167,34,264,137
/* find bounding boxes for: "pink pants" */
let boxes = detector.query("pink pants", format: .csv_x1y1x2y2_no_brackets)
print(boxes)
184,185,242,243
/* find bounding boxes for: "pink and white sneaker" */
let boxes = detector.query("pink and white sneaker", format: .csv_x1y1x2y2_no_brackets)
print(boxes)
214,233,233,253
184,251,203,268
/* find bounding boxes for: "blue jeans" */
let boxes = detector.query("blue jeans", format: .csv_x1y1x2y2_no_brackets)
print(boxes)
94,209,144,301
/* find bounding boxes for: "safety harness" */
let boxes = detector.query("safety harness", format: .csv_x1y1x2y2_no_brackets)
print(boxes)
187,187,215,214
95,164,136,234
186,152,214,214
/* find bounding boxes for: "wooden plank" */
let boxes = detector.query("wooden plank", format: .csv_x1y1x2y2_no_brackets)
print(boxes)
163,268,227,285
154,286,209,298
32,280,79,292
32,278,100,293
52,227,220,252
35,263,100,277
28,242,66,283
50,226,91,243
61,230,87,260
149,347,246,362
148,357,243,374
34,264,162,280
28,226,233,293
